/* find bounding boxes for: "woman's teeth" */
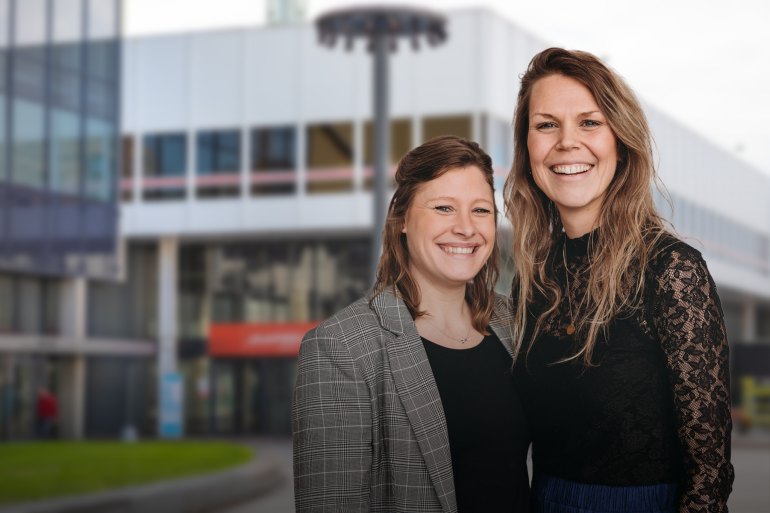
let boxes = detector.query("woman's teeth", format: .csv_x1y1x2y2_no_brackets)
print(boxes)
442,246,475,254
552,164,592,175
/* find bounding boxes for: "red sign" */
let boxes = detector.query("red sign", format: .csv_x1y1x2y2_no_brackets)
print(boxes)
208,322,321,357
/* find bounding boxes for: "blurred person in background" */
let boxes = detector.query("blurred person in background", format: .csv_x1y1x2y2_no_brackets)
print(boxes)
36,387,58,440
292,135,531,512
505,47,733,513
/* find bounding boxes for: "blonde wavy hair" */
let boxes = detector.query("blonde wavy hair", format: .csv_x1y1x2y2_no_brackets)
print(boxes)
503,47,673,365
371,135,500,334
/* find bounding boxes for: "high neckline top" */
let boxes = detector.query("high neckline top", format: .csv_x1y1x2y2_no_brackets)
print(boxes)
512,233,734,512
422,331,531,513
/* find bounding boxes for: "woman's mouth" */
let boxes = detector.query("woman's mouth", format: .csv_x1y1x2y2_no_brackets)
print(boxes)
439,245,478,255
550,164,593,175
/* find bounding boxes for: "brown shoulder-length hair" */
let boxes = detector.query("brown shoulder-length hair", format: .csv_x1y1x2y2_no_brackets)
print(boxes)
503,47,673,365
370,135,500,333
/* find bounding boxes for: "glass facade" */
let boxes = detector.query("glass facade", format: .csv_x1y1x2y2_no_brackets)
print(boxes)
422,115,472,143
251,126,295,196
143,133,186,200
0,0,120,278
88,243,158,340
0,272,60,335
177,238,370,436
658,192,770,275
179,238,370,339
197,129,240,198
306,122,354,193
0,354,60,440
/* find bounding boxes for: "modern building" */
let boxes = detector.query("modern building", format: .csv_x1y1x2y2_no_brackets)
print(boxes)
0,0,148,441
109,8,770,437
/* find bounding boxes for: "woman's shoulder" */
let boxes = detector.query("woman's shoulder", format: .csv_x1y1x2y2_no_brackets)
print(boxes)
647,233,714,290
649,233,707,270
306,295,381,343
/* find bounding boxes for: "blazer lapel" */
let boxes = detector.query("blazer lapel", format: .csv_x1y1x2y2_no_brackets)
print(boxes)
370,287,457,513
489,294,517,360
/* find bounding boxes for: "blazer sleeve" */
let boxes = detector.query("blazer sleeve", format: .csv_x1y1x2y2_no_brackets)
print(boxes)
651,247,734,512
292,325,373,512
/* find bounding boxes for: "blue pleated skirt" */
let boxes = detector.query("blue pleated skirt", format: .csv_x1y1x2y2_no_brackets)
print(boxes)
531,472,678,513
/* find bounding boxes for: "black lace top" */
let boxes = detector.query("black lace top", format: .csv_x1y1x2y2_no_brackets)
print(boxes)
512,230,734,512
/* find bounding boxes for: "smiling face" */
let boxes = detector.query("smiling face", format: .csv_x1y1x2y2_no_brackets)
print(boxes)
402,166,496,291
527,74,618,235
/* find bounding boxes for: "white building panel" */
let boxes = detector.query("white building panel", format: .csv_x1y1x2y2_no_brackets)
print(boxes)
246,26,302,125
412,11,478,115
190,31,243,127
299,27,360,122
133,36,189,132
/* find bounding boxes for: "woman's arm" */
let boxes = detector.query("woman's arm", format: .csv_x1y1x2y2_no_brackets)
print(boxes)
292,326,373,512
653,248,735,512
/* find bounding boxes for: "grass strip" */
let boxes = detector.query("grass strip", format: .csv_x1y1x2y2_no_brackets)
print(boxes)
0,441,253,504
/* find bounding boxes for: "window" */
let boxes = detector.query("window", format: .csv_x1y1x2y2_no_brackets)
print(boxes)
143,133,186,200
363,119,412,166
121,136,134,202
196,129,240,198
363,119,411,190
251,127,296,196
422,115,472,143
306,122,354,194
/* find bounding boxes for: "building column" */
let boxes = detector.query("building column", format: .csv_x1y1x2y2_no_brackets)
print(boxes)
158,237,179,377
57,356,85,439
741,299,757,343
58,278,87,439
157,237,180,436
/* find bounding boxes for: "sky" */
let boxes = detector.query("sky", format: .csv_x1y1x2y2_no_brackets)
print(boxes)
126,0,770,177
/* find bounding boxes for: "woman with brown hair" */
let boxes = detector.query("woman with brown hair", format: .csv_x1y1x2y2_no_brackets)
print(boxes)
293,135,531,512
505,47,734,512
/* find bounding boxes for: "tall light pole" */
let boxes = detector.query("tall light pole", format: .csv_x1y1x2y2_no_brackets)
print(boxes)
317,7,447,283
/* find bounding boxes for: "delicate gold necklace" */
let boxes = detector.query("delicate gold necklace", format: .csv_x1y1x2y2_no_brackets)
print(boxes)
562,241,576,336
423,318,472,344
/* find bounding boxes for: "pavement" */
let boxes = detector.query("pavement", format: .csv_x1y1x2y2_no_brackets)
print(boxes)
219,430,770,513
218,438,294,513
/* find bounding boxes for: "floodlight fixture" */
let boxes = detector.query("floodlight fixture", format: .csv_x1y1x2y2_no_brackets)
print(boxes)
316,6,448,283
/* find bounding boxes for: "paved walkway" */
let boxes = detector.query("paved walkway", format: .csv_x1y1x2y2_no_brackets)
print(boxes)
218,437,294,513
219,431,770,513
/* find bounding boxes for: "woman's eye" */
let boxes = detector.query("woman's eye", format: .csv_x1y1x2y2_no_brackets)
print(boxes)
435,206,451,213
473,208,491,214
582,120,601,127
537,122,556,129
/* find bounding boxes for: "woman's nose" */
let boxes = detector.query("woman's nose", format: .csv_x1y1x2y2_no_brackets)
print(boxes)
556,124,581,151
453,211,477,237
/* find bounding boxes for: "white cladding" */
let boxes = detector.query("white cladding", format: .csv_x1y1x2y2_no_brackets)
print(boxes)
120,9,770,298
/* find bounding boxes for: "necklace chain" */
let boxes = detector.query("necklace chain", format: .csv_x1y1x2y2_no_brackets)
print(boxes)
563,241,577,336
423,318,472,344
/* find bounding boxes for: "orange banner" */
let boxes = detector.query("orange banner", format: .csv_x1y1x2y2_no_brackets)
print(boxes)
208,322,321,357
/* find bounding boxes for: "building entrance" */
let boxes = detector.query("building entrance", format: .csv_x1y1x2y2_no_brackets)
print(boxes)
183,357,297,436
0,355,59,440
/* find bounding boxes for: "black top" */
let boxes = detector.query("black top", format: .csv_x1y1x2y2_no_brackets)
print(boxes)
422,331,531,513
511,230,734,512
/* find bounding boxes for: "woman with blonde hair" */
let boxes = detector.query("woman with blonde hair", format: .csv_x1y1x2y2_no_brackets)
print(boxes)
505,48,733,512
293,135,531,512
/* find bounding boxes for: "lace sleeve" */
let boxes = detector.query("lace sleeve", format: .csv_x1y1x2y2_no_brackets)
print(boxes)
652,246,734,512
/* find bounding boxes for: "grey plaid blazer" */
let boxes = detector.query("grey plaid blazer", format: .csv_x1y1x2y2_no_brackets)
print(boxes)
292,287,516,513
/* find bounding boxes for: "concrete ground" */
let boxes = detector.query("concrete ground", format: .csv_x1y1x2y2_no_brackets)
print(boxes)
220,430,770,513
218,437,294,513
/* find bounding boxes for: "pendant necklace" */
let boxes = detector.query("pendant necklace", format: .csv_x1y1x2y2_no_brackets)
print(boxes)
562,241,576,336
424,318,472,344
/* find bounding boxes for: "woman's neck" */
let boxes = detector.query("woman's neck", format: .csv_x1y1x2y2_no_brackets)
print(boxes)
560,207,600,239
410,268,469,327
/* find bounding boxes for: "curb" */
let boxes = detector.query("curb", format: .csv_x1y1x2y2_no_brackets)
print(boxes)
0,450,283,513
